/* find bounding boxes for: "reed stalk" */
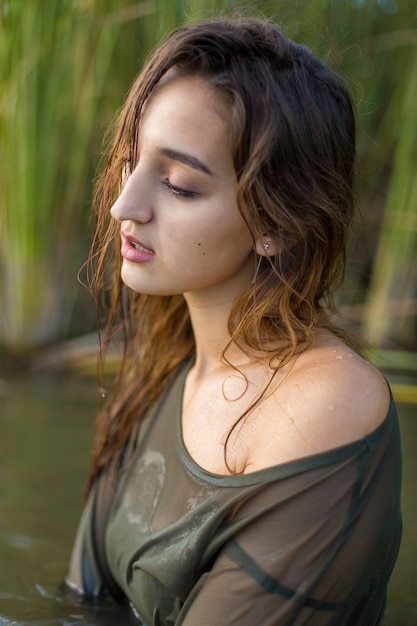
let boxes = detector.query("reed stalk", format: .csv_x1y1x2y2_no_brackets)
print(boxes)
0,0,160,350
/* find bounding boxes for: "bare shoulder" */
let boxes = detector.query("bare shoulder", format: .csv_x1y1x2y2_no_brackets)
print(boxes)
245,341,391,472
290,342,390,431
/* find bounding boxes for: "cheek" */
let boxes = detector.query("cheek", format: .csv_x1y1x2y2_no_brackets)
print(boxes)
161,199,253,263
188,232,229,261
190,229,253,269
162,221,212,258
196,242,207,256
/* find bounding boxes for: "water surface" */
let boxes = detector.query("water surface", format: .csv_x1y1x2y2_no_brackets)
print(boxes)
0,372,416,624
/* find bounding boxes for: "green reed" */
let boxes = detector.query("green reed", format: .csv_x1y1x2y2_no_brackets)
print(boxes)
292,0,417,350
364,35,417,348
0,0,163,350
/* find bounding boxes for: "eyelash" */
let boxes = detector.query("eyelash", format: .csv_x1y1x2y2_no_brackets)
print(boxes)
162,178,197,199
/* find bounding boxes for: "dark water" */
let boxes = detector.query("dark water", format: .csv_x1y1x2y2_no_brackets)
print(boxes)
0,372,416,625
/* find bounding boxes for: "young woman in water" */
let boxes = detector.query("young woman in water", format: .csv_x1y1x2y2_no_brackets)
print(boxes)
67,16,402,625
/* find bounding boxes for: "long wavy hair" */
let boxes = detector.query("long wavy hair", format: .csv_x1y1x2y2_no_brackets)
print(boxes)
85,16,358,493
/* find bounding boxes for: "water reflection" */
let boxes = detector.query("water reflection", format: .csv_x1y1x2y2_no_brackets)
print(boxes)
0,372,416,624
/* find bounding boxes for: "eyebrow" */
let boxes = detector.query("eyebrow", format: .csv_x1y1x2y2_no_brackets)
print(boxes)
160,147,214,176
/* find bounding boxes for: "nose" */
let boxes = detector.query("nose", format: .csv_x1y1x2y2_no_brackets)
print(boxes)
110,166,153,223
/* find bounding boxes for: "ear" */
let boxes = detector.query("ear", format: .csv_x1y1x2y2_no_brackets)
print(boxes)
254,236,278,257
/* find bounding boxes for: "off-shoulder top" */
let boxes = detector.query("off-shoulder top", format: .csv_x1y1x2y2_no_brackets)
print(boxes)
67,360,402,626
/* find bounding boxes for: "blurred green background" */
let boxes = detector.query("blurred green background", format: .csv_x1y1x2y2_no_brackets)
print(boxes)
0,0,416,383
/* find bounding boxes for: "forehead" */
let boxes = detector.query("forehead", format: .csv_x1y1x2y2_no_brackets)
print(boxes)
136,74,234,169
140,74,231,138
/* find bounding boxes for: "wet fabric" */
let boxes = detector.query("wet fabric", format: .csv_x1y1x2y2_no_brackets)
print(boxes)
68,360,402,626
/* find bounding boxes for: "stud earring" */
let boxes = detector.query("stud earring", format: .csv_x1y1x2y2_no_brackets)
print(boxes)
263,243,270,251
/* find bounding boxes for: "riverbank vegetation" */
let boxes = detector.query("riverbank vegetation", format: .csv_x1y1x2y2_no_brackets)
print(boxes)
0,0,416,372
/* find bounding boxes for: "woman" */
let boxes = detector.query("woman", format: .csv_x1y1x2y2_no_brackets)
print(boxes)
67,16,402,626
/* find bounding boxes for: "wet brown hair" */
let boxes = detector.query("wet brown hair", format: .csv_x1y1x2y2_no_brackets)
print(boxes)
85,16,358,492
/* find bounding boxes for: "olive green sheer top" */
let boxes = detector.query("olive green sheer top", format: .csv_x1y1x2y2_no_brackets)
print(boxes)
68,361,402,626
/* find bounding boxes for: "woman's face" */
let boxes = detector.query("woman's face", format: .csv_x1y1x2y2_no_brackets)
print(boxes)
110,74,255,304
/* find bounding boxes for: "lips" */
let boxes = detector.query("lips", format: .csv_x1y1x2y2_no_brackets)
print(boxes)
120,231,155,262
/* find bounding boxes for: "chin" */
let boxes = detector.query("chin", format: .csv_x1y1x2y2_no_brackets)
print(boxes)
120,276,179,298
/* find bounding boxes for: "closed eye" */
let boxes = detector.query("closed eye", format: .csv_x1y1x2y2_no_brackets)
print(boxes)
162,178,197,199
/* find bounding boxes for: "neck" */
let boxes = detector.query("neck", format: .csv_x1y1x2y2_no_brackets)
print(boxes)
184,291,248,380
183,253,256,379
